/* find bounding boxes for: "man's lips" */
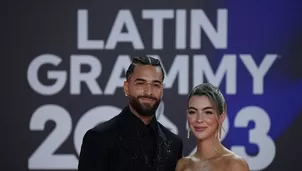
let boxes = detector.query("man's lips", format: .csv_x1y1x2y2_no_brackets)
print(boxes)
139,97,155,103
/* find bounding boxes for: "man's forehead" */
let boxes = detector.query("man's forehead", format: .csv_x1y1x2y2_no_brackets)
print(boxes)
134,64,161,70
132,65,162,77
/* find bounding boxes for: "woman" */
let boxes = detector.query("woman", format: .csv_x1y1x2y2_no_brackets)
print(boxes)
176,83,249,171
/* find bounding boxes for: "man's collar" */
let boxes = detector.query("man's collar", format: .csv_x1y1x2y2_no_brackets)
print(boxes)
148,114,157,133
124,105,158,134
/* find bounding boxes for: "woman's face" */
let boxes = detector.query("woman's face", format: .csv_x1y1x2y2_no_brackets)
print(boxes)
187,95,224,140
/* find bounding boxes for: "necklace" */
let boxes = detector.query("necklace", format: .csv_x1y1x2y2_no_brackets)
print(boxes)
192,153,223,164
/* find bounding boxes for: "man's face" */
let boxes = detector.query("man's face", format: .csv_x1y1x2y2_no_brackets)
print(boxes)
124,65,164,116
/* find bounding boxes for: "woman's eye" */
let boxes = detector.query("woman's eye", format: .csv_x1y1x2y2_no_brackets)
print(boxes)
205,111,213,115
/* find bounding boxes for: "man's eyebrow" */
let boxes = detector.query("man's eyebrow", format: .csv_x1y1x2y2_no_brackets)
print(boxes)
134,78,146,82
133,78,162,84
152,80,162,84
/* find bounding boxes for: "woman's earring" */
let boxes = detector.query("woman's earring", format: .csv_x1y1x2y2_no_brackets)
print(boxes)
187,127,191,139
218,124,222,139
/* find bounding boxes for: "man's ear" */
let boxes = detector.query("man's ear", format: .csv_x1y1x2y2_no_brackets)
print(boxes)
123,81,129,96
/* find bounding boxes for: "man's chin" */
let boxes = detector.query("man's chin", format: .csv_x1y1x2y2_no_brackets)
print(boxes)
129,98,160,117
138,110,155,117
137,106,157,116
140,103,154,108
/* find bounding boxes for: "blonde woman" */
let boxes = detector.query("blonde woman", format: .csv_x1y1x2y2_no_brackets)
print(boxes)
176,83,249,171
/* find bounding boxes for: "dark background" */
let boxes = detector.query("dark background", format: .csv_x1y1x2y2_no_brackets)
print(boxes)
2,0,302,170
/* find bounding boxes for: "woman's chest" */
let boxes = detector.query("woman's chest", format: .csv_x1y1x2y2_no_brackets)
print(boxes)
184,159,231,171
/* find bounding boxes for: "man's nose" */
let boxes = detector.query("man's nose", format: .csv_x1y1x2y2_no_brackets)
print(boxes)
143,83,152,95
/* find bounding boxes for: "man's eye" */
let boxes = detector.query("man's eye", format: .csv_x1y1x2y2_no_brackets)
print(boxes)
153,84,161,87
188,111,195,114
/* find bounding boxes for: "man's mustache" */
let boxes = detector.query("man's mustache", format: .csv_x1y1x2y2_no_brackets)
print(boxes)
138,96,157,101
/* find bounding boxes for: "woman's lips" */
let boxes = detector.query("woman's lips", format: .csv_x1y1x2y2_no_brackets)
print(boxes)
193,126,207,132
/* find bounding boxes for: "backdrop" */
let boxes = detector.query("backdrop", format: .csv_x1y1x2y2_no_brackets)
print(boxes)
3,0,302,170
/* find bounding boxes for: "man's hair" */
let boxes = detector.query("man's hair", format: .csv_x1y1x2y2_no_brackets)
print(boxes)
126,56,165,81
188,83,226,116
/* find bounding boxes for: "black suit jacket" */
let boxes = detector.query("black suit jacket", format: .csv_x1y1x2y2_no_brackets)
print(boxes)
78,106,183,171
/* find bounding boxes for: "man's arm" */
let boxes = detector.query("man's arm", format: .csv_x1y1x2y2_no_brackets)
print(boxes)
78,129,110,171
178,140,183,160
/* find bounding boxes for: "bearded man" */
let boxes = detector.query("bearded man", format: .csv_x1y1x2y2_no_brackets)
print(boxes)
78,56,183,171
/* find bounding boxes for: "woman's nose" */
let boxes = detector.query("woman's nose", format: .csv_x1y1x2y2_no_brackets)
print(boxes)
196,112,204,123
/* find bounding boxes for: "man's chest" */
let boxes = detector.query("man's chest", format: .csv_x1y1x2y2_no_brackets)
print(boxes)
109,135,176,171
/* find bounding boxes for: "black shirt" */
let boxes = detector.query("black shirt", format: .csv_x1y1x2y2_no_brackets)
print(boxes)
124,106,157,167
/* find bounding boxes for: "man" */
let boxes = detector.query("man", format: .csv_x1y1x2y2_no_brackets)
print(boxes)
78,56,183,171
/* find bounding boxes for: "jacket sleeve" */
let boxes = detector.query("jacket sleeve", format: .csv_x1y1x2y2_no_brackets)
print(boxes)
78,129,110,171
178,139,184,160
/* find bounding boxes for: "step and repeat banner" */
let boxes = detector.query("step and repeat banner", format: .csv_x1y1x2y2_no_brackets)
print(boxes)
3,0,302,171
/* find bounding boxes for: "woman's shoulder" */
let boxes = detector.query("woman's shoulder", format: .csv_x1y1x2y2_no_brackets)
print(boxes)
175,155,195,171
221,150,250,171
176,156,191,165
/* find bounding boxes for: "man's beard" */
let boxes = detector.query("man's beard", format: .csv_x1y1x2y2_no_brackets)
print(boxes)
129,95,161,117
